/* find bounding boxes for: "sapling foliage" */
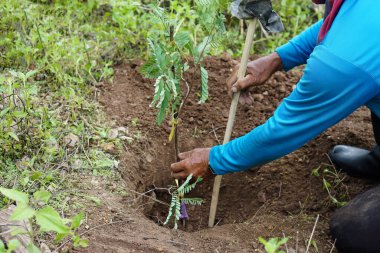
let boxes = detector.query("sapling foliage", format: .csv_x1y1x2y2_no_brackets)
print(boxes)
164,174,203,229
140,0,226,141
141,0,225,229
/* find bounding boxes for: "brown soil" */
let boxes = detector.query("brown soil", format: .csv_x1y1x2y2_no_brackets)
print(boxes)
82,56,375,252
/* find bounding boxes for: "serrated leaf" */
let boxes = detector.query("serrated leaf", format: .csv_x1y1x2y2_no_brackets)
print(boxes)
140,57,160,79
0,187,29,204
33,190,51,204
199,66,208,103
10,205,35,221
35,206,70,234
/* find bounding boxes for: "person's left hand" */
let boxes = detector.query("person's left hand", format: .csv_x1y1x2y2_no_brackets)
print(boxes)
170,148,212,179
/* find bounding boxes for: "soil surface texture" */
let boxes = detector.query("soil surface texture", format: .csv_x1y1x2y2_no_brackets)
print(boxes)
82,56,375,252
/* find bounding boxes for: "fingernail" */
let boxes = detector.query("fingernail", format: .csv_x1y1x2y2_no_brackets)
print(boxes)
232,87,237,93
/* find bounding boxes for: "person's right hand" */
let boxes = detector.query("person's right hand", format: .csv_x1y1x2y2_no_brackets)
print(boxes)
226,52,283,105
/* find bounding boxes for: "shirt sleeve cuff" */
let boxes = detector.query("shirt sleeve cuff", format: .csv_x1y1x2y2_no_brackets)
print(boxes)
275,43,297,72
209,145,226,175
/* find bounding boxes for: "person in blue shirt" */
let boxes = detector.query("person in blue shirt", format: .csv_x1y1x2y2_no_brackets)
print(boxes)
171,0,380,252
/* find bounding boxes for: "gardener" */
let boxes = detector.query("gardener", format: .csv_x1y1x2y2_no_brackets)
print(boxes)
170,0,380,252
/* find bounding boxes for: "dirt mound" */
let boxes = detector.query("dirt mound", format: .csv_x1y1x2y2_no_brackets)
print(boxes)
84,56,375,252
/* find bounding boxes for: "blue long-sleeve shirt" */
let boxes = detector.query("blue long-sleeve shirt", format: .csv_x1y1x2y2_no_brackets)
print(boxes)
209,0,380,175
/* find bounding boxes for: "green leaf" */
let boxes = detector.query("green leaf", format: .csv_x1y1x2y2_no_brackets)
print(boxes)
150,75,164,108
10,205,35,221
0,188,29,204
156,90,169,125
71,212,84,229
174,31,191,48
182,197,203,205
10,227,28,236
0,239,5,252
7,132,19,141
13,111,28,118
35,206,70,234
199,66,208,103
7,239,21,252
33,190,52,204
27,243,42,253
73,236,89,248
25,70,39,80
0,107,10,117
140,57,160,79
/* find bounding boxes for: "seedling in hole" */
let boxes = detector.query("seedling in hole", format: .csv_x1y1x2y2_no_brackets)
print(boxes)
164,174,203,229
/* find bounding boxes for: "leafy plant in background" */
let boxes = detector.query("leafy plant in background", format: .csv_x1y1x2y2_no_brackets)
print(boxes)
258,237,289,253
0,187,88,252
164,174,203,229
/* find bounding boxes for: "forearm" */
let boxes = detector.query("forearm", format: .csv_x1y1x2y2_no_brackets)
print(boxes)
276,20,323,71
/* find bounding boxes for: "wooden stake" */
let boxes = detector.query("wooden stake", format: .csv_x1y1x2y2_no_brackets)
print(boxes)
208,19,257,228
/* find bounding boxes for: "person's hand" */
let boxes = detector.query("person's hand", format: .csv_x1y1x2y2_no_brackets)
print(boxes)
170,148,212,179
226,52,283,105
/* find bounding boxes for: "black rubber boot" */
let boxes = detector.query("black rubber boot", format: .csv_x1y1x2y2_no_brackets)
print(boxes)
328,112,380,179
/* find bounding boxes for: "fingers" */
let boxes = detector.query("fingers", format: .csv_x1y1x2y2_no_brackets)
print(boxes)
232,74,256,93
171,160,189,179
172,171,187,179
171,159,187,173
178,150,192,160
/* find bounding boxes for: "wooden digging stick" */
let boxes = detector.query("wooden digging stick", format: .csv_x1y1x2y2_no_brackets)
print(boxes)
208,19,257,228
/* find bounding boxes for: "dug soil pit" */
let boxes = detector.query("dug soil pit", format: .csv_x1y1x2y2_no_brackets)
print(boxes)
84,56,375,252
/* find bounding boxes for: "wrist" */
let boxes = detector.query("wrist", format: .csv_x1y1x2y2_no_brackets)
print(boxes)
266,52,283,73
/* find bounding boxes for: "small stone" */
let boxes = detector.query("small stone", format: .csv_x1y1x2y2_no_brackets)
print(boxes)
257,191,267,203
117,127,128,134
63,133,79,147
72,159,82,170
262,91,269,96
41,243,52,253
189,117,194,122
146,154,153,163
222,110,229,118
101,143,115,153
278,85,286,93
253,94,264,102
108,129,119,139
120,136,133,141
